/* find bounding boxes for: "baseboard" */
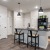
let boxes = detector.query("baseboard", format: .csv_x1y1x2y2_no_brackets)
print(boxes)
39,43,48,49
0,36,7,40
7,34,13,36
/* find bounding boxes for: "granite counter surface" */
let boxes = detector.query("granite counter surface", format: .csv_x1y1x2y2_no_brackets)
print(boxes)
15,28,50,31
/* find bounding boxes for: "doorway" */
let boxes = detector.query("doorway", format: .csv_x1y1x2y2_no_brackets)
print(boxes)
7,11,12,35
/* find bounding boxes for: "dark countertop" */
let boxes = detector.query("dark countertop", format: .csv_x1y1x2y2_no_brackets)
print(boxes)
15,28,50,31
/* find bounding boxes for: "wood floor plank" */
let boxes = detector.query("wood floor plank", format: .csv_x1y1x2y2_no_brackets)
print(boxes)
0,35,50,50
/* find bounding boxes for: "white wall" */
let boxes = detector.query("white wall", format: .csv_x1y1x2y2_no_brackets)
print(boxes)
7,10,13,35
30,10,38,29
23,13,31,28
14,11,23,28
0,5,7,39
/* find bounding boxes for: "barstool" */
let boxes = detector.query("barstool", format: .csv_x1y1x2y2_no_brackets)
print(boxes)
14,29,24,45
27,30,39,50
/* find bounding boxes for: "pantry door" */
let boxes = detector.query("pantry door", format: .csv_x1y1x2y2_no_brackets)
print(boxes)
0,14,7,39
7,11,12,35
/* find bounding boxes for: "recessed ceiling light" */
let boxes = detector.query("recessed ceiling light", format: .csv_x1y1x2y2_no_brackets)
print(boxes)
20,9,23,12
35,6,38,9
3,0,7,1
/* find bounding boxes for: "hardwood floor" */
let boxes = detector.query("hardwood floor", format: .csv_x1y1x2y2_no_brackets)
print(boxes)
0,35,50,50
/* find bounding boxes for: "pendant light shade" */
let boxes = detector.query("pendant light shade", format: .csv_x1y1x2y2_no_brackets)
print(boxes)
39,0,43,13
17,12,21,16
39,7,43,13
17,3,21,16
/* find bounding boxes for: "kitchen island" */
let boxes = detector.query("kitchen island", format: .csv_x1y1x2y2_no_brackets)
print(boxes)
15,28,49,49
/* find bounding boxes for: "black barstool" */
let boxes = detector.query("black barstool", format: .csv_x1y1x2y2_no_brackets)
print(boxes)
27,30,39,50
14,29,24,45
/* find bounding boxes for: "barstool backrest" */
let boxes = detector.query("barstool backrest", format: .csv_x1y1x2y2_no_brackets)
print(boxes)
30,30,32,36
15,29,18,33
28,30,38,36
15,28,22,34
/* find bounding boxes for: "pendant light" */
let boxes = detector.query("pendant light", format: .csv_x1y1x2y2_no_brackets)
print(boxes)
17,3,21,16
39,0,43,13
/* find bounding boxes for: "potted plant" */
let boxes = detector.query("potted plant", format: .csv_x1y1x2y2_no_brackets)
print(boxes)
44,15,47,18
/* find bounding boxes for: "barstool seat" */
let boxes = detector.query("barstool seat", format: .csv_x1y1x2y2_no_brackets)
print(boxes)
28,34,39,37
15,32,24,35
27,30,39,50
14,29,24,44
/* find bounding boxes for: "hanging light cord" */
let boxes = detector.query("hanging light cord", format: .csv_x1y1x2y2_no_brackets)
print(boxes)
40,0,41,7
18,3,20,12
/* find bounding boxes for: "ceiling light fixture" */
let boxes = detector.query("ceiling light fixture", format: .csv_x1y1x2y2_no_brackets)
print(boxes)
35,6,38,9
3,0,7,1
17,3,21,16
20,9,23,12
39,0,43,13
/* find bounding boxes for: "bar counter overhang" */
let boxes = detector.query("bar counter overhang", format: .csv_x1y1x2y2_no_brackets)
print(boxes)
14,28,50,49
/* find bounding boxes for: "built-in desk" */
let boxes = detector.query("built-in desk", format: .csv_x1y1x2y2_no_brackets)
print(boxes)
15,28,50,49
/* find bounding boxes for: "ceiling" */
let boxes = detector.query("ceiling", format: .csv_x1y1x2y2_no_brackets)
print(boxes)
0,0,50,13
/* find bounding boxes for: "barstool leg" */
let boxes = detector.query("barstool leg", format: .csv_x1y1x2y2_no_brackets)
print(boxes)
35,37,36,50
27,34,28,48
19,35,20,45
23,33,24,43
38,35,39,49
14,35,15,44
31,37,32,47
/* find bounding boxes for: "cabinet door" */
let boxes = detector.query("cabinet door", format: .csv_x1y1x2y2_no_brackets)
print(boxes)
8,17,12,35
